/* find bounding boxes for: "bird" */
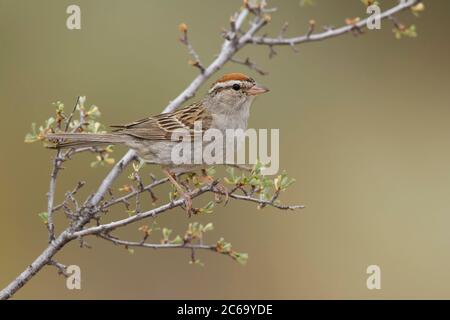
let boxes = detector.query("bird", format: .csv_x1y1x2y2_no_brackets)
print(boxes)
46,72,269,211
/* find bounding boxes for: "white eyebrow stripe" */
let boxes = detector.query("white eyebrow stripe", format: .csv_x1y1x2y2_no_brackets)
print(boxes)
208,80,246,93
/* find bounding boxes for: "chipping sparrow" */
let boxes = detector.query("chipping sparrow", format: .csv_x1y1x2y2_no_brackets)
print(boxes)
47,73,268,211
48,72,269,173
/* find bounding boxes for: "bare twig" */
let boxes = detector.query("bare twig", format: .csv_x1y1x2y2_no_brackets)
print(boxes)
247,0,419,46
230,57,268,75
72,184,215,238
47,259,70,278
52,181,85,213
223,190,304,211
100,234,216,252
164,8,249,112
179,23,205,73
46,152,62,241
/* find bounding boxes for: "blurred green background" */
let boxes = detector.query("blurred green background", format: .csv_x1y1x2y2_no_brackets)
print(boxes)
1,0,449,299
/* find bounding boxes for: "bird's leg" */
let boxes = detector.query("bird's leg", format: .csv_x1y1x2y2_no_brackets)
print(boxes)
163,169,192,216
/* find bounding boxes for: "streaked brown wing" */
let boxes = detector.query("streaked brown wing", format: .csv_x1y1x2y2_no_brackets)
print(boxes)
110,103,212,141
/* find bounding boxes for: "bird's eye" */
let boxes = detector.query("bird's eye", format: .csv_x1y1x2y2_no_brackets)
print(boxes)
232,84,241,91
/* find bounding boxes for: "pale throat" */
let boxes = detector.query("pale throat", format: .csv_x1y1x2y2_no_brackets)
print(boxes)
212,97,252,131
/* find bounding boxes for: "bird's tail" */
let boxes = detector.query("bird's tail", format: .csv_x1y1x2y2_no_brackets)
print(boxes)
46,132,129,149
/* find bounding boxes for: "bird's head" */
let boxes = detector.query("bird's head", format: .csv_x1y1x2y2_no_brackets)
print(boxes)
206,73,269,113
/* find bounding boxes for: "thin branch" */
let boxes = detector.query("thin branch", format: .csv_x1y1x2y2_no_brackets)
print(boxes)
0,230,72,300
86,150,138,208
163,8,250,112
100,234,216,251
247,0,419,46
101,175,171,209
178,23,205,73
52,181,85,213
46,152,62,241
47,259,70,278
225,190,304,211
64,96,81,132
230,57,268,75
71,184,214,239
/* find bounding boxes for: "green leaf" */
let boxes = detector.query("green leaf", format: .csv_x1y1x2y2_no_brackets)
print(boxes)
200,201,215,214
24,123,39,143
170,235,183,245
216,238,232,253
24,133,38,143
44,117,55,129
162,227,172,241
206,166,216,176
233,252,249,265
38,212,48,224
52,101,65,111
86,105,101,119
202,222,214,232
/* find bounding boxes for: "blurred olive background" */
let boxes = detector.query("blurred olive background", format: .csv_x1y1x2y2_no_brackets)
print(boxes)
1,0,449,299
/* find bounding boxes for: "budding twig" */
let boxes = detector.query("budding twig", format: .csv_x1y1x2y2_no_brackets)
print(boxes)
47,260,70,278
178,23,205,74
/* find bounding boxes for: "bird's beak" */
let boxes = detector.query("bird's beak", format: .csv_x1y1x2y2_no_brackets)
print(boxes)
247,84,270,96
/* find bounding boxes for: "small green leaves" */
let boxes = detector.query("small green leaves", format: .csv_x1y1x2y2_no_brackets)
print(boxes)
198,201,215,214
25,97,115,166
24,123,39,143
216,237,232,252
216,238,248,265
170,235,184,245
184,222,214,242
393,24,417,39
126,210,136,217
38,212,49,224
274,172,296,192
233,252,249,265
85,105,101,119
202,222,214,232
24,118,55,144
90,153,115,168
225,161,295,207
53,101,65,111
411,2,425,17
160,227,184,245
161,227,173,243
206,166,216,177
128,159,145,180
